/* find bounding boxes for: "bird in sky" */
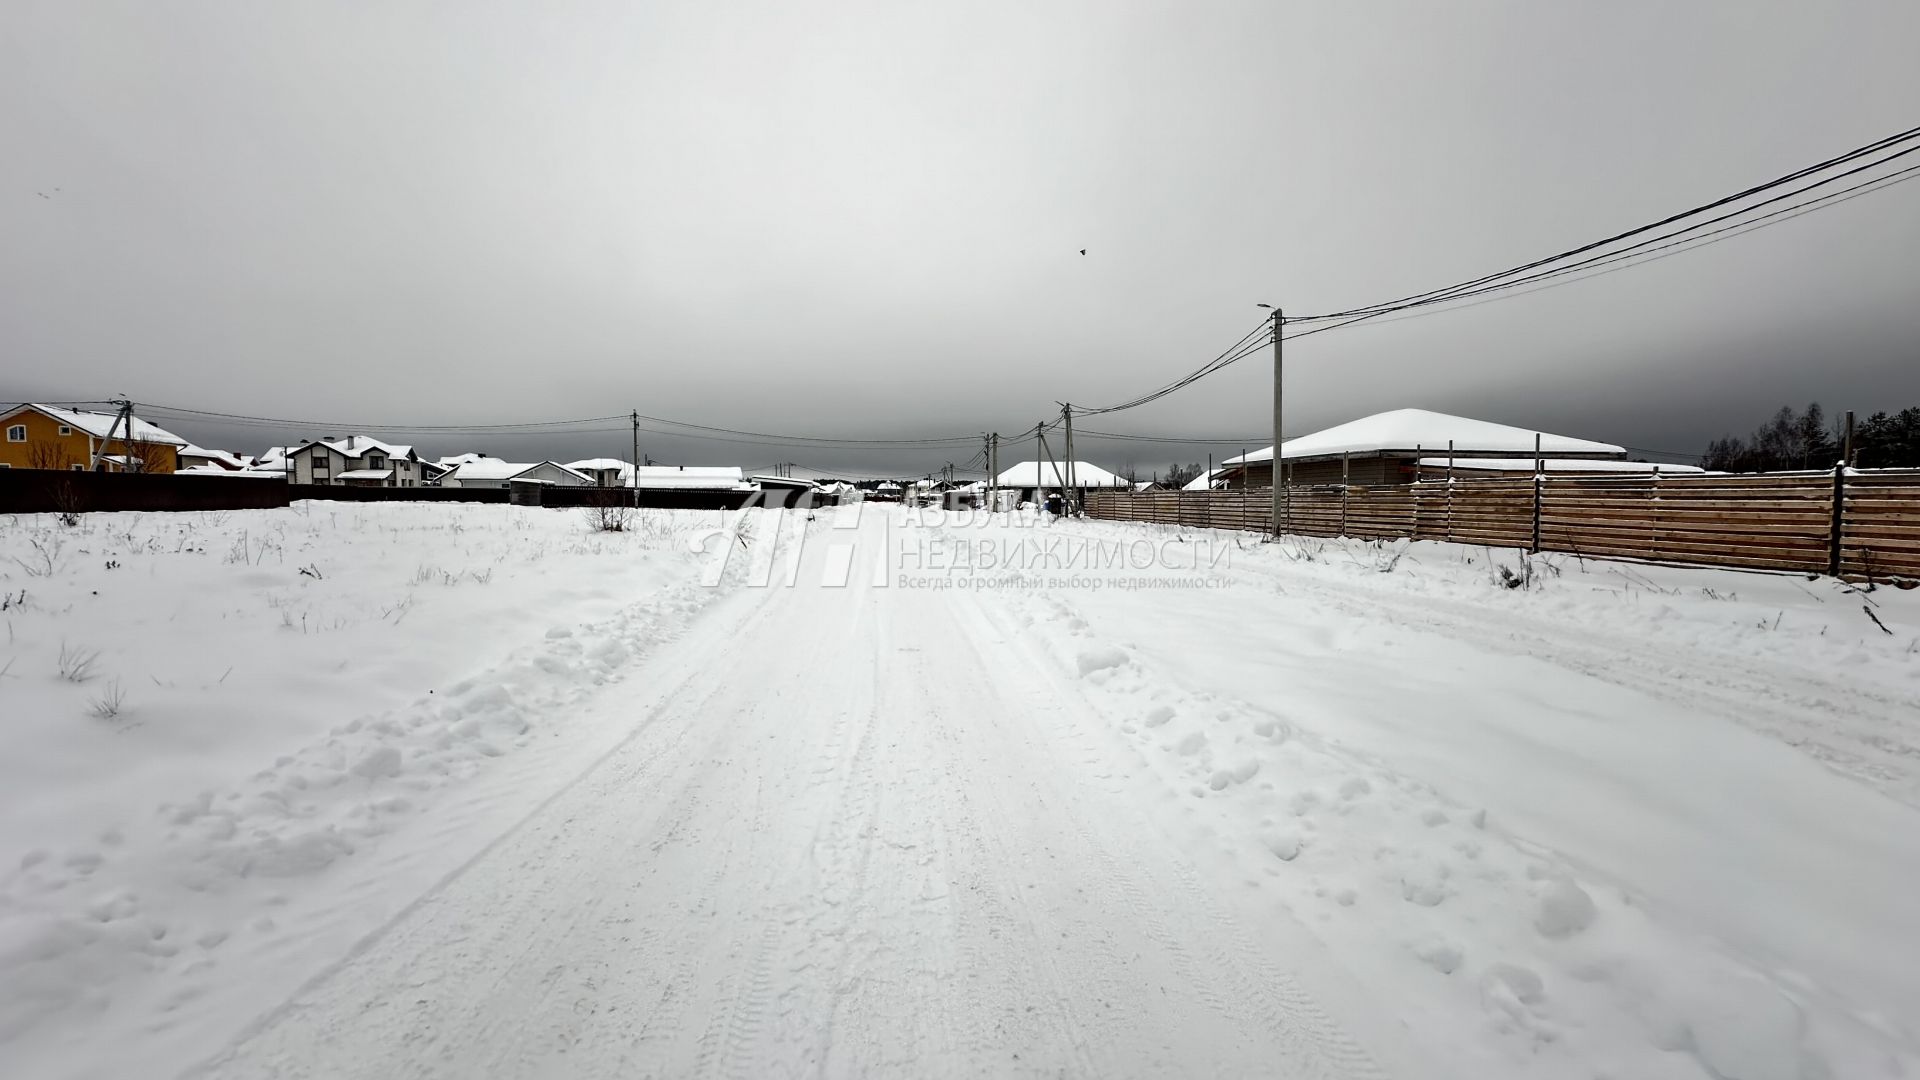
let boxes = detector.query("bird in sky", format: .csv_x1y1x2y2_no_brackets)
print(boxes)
1079,249,1086,255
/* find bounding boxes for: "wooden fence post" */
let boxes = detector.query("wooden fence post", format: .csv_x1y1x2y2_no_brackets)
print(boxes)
1445,440,1455,543
1341,450,1350,537
1530,433,1543,554
1650,464,1661,555
1826,411,1855,575
1829,459,1847,577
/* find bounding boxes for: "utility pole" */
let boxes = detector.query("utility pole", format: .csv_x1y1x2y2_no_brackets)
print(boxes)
630,410,640,506
1266,306,1284,537
989,432,1000,512
1037,421,1057,512
1062,404,1077,516
94,397,132,472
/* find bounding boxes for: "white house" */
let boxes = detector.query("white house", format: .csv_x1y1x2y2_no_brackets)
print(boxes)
631,465,750,492
439,458,526,489
564,458,634,487
994,460,1126,488
287,437,428,487
511,461,594,487
441,459,595,490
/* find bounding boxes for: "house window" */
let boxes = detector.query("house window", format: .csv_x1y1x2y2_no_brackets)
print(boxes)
58,425,72,436
71,464,85,472
366,453,385,469
5,425,24,442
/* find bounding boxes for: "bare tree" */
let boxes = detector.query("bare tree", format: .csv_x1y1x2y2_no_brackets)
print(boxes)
1165,462,1203,488
26,441,75,471
123,439,175,473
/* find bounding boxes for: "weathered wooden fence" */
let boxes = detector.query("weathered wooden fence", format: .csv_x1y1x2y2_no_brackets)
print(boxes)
1085,468,1920,580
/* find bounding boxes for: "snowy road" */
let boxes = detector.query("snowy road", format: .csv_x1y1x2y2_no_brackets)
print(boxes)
8,505,1917,1079
189,512,1408,1079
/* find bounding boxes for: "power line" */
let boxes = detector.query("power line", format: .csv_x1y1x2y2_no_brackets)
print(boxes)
1277,144,1920,347
1074,428,1275,445
1284,162,1920,338
123,403,631,432
120,401,984,451
1288,124,1920,324
1067,318,1274,418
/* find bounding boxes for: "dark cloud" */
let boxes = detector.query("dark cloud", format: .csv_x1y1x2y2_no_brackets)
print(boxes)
4,1,1917,477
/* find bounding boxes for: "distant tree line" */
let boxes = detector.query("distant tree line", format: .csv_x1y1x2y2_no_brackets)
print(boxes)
1704,402,1920,472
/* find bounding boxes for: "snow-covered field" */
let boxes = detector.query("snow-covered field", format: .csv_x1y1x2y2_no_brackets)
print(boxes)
3,502,1917,1079
1,504,738,1076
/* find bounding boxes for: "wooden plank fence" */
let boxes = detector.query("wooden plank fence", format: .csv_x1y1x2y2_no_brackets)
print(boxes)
1085,468,1920,581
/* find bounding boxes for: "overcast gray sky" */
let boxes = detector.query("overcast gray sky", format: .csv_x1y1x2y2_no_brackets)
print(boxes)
4,0,1917,478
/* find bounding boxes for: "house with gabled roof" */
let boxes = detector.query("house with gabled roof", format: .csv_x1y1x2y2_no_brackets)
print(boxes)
440,459,595,490
1221,408,1627,487
0,403,188,473
565,458,633,487
287,436,428,487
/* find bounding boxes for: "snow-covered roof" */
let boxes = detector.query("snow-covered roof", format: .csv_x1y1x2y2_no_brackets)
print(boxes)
564,458,634,472
14,404,188,447
445,459,532,482
751,475,818,489
514,461,594,485
631,465,748,491
1182,468,1228,492
993,460,1129,488
1225,409,1622,464
302,436,414,459
175,465,281,478
1415,457,1704,474
436,452,494,467
178,444,247,469
335,468,395,480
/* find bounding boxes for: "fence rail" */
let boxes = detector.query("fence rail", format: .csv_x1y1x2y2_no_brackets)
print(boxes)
1085,468,1920,581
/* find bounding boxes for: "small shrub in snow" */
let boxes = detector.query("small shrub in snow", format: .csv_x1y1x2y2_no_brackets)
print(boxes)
57,641,102,683
14,535,66,578
87,678,127,720
584,505,634,533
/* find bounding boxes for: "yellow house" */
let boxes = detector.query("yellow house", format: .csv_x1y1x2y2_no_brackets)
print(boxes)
0,404,187,473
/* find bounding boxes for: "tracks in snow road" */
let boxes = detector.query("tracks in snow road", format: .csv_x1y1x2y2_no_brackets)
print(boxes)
189,512,1405,1080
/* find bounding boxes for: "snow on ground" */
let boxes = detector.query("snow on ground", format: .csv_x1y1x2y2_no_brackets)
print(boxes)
950,510,1920,1079
3,501,1917,1079
0,503,743,1075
